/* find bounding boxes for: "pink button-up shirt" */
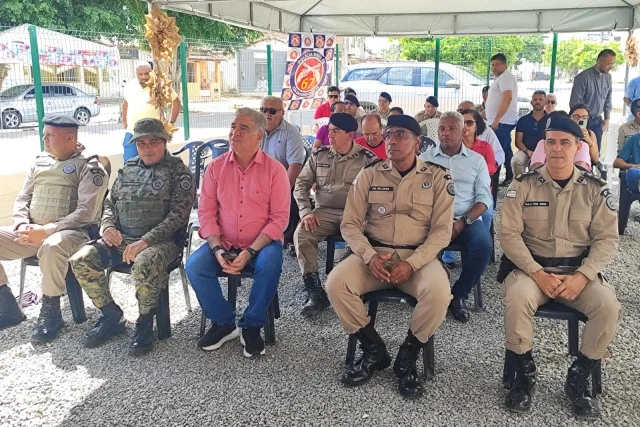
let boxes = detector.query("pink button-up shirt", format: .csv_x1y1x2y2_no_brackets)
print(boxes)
198,149,291,250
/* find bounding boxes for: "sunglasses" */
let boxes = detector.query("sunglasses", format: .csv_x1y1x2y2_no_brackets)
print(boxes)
260,107,281,115
383,130,411,141
547,100,556,105
328,94,339,99
344,101,356,107
463,120,475,127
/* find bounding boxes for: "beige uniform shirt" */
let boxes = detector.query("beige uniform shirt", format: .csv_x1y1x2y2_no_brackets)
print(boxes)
414,110,442,124
372,108,391,120
341,157,455,271
500,165,618,281
617,120,640,152
294,142,377,218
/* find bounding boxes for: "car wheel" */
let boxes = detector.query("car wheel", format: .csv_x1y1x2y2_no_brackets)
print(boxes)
74,108,91,124
2,110,22,129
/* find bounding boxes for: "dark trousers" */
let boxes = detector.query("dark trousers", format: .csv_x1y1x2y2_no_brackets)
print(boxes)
588,116,603,152
495,124,516,180
450,220,492,300
284,189,299,246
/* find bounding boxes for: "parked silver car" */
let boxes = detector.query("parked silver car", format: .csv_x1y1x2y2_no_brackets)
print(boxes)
0,83,100,129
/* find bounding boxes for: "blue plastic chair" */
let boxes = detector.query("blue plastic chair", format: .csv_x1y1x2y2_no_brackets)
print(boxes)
302,135,315,150
171,141,207,175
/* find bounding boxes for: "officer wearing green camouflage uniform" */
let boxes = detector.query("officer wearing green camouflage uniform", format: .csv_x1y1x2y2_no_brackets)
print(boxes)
293,113,377,317
499,115,620,418
70,118,195,356
0,114,108,342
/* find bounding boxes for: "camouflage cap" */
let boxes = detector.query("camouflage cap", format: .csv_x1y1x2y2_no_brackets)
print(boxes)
130,118,171,143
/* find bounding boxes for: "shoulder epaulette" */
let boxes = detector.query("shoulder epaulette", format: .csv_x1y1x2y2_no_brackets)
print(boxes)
313,146,329,155
364,158,384,169
125,158,139,166
85,154,99,162
581,170,607,187
426,161,448,171
359,148,376,159
515,169,540,182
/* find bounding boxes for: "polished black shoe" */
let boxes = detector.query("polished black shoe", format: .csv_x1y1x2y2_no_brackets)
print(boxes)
342,323,391,387
505,350,537,413
82,302,126,348
300,273,330,318
499,178,513,187
198,323,239,351
240,326,265,358
129,312,154,357
0,284,26,330
393,330,425,399
448,297,470,323
564,353,601,418
287,243,296,257
31,295,63,344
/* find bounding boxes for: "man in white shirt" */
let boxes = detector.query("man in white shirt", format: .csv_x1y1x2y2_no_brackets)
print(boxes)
485,53,519,186
121,62,181,161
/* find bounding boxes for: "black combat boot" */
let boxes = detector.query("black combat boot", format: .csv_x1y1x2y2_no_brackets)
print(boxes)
505,350,537,413
129,312,154,357
82,302,126,348
342,323,391,387
300,273,330,318
0,284,26,330
31,295,64,343
393,329,425,399
564,353,601,418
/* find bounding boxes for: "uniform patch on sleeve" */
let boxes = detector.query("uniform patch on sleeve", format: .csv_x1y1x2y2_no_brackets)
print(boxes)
180,178,193,191
605,196,616,211
90,168,106,176
446,182,455,196
506,189,517,198
63,163,76,174
152,179,165,190
92,175,104,186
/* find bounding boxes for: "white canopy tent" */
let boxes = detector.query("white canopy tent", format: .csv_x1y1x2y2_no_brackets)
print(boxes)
154,0,640,36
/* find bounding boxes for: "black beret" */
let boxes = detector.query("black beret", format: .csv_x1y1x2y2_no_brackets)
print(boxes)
386,114,421,136
425,96,439,108
631,98,640,116
43,113,80,128
329,112,358,133
344,94,360,108
379,92,392,102
545,115,583,140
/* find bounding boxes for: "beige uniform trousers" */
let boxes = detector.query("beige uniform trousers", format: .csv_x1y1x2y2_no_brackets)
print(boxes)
294,207,342,274
0,227,87,296
504,269,621,360
326,250,451,343
511,150,531,177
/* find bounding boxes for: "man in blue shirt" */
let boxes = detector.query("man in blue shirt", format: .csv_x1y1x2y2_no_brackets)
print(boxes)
420,112,493,322
613,133,640,171
513,91,547,176
624,75,640,121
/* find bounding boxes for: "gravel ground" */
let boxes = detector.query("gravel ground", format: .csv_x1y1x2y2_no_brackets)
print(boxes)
2,134,639,427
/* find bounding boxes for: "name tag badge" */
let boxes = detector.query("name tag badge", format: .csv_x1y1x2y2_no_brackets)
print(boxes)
121,181,141,187
524,201,549,207
317,163,331,168
369,186,393,191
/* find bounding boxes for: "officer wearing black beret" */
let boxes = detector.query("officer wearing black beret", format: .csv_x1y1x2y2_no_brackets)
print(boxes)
43,113,81,128
414,96,442,130
373,92,393,120
329,112,358,133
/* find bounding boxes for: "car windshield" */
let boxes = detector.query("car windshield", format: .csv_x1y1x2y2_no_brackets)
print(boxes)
0,85,32,98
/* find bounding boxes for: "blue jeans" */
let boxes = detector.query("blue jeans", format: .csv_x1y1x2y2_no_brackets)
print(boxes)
442,208,493,264
587,116,603,152
448,219,492,300
122,132,137,162
186,241,283,327
495,124,516,180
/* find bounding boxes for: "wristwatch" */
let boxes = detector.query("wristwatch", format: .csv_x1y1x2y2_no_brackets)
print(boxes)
462,215,474,225
246,247,258,259
211,245,224,254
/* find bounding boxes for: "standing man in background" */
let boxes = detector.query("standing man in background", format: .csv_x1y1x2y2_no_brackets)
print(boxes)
121,62,181,162
623,75,640,122
485,54,519,187
569,49,616,151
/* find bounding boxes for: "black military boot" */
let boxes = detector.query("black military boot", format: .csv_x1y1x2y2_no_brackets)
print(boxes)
0,284,26,330
564,353,601,418
342,323,391,387
505,350,537,413
82,302,126,348
129,312,154,357
31,295,64,343
300,273,330,318
393,329,425,399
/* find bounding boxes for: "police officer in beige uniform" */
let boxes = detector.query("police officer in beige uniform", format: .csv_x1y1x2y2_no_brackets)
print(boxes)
294,113,376,317
326,115,454,399
0,114,108,342
499,115,620,418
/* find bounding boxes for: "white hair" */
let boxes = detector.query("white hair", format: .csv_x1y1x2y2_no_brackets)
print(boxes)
235,107,267,134
135,61,152,71
261,96,284,109
440,111,464,129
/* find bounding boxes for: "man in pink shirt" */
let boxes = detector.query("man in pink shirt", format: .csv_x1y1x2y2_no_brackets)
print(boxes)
186,108,290,358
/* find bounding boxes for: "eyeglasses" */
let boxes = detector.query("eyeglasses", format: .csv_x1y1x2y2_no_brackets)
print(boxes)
383,130,412,141
547,100,556,105
344,101,355,106
260,107,281,115
463,120,475,128
571,114,589,121
328,94,339,99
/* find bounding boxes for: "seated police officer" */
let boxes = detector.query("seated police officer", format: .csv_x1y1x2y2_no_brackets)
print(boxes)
70,119,195,356
499,115,620,418
293,113,376,317
326,115,454,399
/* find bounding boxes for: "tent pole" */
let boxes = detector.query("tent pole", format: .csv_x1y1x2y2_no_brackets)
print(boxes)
267,44,273,96
335,44,340,86
179,41,190,140
622,29,632,118
486,38,492,85
549,32,558,93
434,38,441,98
28,25,45,149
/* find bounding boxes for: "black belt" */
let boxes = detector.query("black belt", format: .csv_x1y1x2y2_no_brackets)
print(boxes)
532,253,586,268
367,237,418,251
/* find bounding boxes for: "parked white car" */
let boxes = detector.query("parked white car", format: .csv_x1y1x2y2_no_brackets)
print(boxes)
0,83,100,129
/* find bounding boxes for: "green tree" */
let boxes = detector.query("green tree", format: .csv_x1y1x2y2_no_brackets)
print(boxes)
544,38,624,77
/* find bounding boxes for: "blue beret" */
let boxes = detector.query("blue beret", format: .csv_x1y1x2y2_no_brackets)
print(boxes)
545,115,583,140
425,96,439,108
631,98,640,116
329,112,358,133
379,92,392,102
344,94,360,108
42,113,80,128
386,114,421,136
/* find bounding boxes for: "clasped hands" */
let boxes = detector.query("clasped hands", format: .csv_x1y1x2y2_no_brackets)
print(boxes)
368,253,413,285
532,269,589,301
213,247,251,275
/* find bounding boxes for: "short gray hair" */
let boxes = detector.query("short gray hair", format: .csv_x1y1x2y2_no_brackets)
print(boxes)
440,111,464,129
261,96,284,109
235,107,267,134
135,61,152,71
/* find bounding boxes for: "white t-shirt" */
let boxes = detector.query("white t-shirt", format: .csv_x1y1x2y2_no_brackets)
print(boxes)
485,70,519,126
123,80,178,132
